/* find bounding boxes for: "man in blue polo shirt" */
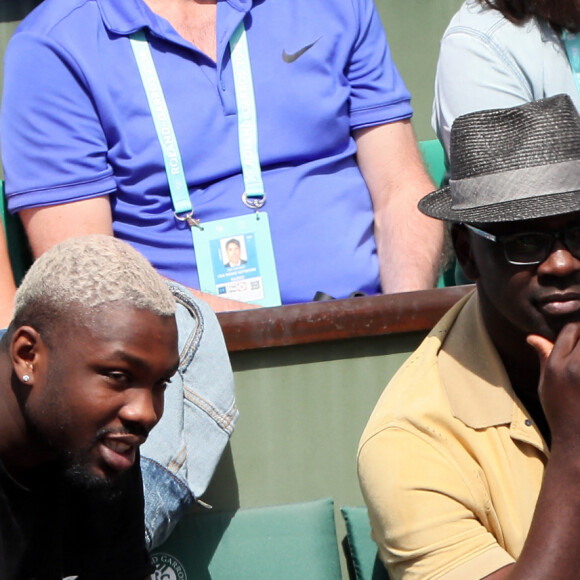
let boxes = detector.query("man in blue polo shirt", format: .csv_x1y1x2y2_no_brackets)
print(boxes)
0,0,443,309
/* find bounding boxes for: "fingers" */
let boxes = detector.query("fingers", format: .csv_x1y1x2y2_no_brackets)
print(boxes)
529,325,580,441
535,323,580,362
527,334,554,364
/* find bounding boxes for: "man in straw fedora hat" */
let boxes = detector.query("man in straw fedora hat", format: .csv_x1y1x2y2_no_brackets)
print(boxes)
359,94,580,580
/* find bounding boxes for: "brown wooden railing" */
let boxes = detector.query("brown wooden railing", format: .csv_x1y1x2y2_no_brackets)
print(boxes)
217,285,474,352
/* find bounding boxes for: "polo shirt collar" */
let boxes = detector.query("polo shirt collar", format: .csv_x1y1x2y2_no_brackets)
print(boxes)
98,0,253,36
438,292,546,453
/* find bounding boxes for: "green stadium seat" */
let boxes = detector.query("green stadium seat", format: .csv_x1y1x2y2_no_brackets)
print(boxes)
341,506,389,580
0,180,31,284
418,139,445,188
418,139,457,288
151,498,343,580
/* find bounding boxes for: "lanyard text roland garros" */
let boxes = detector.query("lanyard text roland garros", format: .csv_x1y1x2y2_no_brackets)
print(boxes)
130,22,281,306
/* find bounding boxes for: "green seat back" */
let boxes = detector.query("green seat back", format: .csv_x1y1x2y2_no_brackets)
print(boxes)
418,139,446,188
0,180,31,285
341,506,389,580
151,498,343,580
418,139,457,287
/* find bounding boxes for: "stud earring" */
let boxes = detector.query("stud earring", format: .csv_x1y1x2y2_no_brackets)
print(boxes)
22,374,31,383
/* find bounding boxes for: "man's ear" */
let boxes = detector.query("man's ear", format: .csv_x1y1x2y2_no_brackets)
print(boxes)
10,326,44,385
451,223,479,281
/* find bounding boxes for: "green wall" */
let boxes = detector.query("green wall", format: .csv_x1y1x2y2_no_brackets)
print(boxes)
375,0,463,140
228,334,423,510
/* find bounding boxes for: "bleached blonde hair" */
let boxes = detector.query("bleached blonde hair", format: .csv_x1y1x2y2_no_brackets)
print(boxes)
13,235,176,325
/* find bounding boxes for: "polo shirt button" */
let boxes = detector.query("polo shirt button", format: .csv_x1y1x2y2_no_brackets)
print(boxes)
525,419,533,426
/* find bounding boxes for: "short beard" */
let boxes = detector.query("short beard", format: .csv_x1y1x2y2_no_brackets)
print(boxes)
61,441,126,501
63,460,125,501
59,425,144,501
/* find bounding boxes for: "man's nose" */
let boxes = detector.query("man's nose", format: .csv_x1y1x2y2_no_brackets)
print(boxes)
537,240,580,277
119,388,163,433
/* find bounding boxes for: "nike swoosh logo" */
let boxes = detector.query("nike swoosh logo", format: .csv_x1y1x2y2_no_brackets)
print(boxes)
282,38,320,63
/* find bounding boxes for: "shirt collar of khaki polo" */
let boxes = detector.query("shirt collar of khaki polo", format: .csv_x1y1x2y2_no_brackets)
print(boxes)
438,291,547,454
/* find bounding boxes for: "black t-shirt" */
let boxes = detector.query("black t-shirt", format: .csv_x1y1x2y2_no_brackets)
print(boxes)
0,458,154,580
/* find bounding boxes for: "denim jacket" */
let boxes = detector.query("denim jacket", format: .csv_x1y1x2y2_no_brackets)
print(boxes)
140,282,238,548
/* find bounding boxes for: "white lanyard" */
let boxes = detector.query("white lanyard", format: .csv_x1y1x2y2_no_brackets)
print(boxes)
129,20,265,229
229,22,266,208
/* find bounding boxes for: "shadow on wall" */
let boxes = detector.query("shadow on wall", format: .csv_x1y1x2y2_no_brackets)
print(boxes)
0,0,43,23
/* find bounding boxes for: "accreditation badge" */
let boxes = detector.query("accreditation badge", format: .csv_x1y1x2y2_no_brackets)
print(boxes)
192,213,281,307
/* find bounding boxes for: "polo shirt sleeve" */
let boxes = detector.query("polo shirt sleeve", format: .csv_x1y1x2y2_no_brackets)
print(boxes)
358,426,514,580
346,0,412,130
1,30,117,213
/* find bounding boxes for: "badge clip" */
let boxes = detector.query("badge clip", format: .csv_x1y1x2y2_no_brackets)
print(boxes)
242,191,266,215
175,211,203,230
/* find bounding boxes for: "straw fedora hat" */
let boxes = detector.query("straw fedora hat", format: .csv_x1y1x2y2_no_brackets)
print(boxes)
419,94,580,223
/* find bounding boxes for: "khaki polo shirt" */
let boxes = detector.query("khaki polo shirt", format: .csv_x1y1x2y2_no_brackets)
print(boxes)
358,292,548,580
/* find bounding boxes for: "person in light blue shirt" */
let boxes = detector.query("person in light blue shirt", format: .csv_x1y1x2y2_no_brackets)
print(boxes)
433,0,580,285
433,0,580,158
1,0,443,310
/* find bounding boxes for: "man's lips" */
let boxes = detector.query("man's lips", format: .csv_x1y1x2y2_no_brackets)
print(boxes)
99,434,146,473
536,293,580,316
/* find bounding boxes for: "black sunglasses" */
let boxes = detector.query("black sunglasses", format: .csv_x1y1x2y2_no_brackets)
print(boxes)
463,223,580,265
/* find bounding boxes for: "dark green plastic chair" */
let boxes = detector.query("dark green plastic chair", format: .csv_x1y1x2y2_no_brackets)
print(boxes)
418,139,445,188
151,498,343,580
0,180,31,285
418,139,457,288
341,506,389,580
